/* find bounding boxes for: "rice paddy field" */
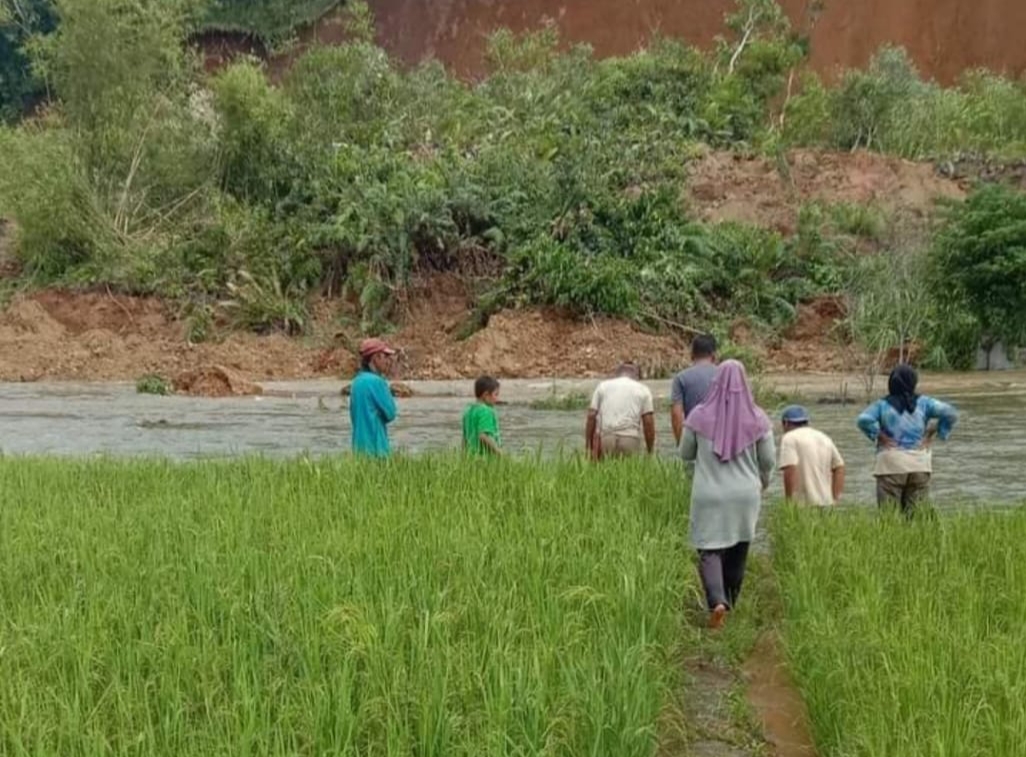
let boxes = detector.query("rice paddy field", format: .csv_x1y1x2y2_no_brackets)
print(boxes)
772,506,1026,757
0,457,695,757
5,452,1026,757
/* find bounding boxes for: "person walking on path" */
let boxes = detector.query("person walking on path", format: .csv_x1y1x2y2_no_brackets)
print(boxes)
349,338,398,457
778,405,845,506
586,362,656,459
671,334,718,444
680,360,775,630
463,376,503,456
856,364,958,514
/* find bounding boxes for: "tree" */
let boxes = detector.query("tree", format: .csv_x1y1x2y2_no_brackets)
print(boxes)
0,0,58,121
931,185,1026,360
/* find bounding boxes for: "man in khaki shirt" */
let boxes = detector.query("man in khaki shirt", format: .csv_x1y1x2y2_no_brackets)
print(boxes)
585,362,655,459
778,406,845,506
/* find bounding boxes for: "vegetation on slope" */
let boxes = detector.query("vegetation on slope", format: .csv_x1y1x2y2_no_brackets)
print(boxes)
0,0,1024,366
202,0,341,41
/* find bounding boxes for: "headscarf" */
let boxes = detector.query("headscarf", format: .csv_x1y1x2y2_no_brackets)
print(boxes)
685,360,772,462
886,364,919,415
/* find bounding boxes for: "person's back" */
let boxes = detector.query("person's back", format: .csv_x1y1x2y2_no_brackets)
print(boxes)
856,364,958,513
671,334,719,444
672,363,717,417
857,394,957,474
588,366,656,457
778,425,843,506
350,368,397,457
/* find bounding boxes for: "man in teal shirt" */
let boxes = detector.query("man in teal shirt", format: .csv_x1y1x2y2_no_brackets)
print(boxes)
350,338,398,457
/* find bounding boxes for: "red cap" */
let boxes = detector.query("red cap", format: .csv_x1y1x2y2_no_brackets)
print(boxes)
358,338,396,359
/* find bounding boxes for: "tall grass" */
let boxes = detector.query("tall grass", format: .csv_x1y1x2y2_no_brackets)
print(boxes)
0,456,690,756
772,506,1026,757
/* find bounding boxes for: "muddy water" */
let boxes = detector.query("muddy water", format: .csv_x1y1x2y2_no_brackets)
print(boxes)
0,378,1022,504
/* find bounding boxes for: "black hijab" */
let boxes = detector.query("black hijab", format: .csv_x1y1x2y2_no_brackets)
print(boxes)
886,364,919,415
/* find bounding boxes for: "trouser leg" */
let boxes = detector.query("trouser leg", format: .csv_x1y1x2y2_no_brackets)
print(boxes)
876,474,905,509
698,550,728,610
902,472,932,516
722,541,751,609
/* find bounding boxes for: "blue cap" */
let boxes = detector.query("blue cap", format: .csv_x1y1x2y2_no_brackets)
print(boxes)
781,405,810,424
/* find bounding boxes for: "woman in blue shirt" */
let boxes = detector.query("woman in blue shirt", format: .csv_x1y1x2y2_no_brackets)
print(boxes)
856,365,958,514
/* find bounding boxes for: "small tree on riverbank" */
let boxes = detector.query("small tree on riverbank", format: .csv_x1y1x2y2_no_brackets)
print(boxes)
931,184,1026,365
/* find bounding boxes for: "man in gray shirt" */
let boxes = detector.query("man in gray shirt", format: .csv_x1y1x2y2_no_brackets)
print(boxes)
671,334,718,444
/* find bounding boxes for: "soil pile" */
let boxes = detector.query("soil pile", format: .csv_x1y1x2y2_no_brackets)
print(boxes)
173,366,264,397
687,148,964,233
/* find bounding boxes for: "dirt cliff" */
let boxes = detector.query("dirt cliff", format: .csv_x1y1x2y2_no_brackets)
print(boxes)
277,0,1026,84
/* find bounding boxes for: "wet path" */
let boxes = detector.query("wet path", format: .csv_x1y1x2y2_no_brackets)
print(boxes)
0,378,1022,504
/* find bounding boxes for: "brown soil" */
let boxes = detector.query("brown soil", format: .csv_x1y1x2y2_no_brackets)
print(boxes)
686,148,964,234
743,633,818,757
173,366,263,397
0,293,324,383
0,283,682,384
768,297,849,374
259,0,1026,85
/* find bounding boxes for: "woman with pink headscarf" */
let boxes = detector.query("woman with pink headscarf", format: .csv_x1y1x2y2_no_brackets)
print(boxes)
680,360,775,630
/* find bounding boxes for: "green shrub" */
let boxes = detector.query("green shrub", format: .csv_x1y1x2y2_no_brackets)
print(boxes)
930,184,1026,353
136,373,171,395
202,0,339,42
528,388,592,411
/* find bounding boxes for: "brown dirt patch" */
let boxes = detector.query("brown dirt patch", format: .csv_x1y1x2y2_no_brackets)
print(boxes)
173,366,263,397
0,290,328,383
0,284,688,383
743,633,818,757
399,307,685,380
768,297,849,373
686,149,964,234
258,0,1026,85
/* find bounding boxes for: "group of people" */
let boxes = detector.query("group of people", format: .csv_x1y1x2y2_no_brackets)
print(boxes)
348,334,959,631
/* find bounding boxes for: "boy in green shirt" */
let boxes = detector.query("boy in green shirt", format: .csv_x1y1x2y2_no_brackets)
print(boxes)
463,376,502,456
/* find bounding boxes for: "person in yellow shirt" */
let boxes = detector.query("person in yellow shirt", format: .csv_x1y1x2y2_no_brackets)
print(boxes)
778,405,845,506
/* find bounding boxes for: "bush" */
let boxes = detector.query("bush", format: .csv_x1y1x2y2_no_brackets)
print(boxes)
930,184,1026,353
136,373,171,395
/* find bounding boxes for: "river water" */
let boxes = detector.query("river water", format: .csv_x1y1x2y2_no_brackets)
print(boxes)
0,378,1021,504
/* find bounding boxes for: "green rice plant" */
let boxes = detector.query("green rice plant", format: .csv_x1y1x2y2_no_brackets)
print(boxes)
0,456,694,756
772,505,1026,757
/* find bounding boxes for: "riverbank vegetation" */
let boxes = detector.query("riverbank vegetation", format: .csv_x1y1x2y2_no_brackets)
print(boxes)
1,0,1025,368
773,505,1026,756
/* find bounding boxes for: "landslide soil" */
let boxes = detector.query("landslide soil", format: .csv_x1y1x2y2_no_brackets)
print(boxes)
251,0,1026,85
0,149,964,383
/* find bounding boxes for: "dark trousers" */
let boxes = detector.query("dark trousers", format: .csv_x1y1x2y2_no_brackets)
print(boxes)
698,541,750,610
876,472,931,515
